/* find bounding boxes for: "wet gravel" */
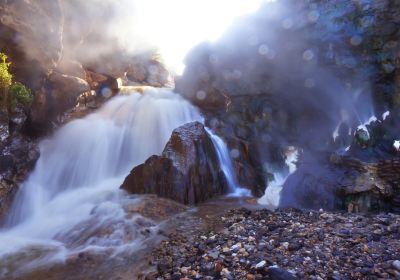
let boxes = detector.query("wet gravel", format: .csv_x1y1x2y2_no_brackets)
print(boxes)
149,208,400,280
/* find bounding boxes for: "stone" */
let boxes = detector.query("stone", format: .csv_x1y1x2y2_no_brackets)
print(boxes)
0,136,39,222
267,267,298,280
392,260,400,271
255,260,266,269
121,122,229,204
27,72,90,135
0,0,63,91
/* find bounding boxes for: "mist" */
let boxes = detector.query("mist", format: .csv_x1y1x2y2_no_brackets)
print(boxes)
178,0,376,152
10,0,268,76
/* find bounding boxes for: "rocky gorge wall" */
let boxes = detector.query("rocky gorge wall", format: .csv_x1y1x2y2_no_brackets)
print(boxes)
0,0,173,222
176,0,400,211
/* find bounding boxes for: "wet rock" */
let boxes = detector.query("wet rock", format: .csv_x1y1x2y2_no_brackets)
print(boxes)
122,122,229,204
27,72,91,135
255,260,267,270
393,260,400,271
152,208,400,280
0,0,63,91
267,267,298,280
0,136,39,222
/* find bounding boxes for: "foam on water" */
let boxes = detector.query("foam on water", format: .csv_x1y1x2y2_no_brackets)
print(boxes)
0,88,202,265
0,87,248,274
258,147,298,210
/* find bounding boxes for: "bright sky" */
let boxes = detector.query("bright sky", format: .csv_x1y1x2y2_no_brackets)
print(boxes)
129,0,268,73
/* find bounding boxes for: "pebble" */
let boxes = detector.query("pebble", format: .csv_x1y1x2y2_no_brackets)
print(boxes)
151,208,400,279
393,260,400,271
255,260,266,269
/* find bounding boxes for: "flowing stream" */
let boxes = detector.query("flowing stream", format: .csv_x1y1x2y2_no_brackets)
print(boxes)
0,87,245,276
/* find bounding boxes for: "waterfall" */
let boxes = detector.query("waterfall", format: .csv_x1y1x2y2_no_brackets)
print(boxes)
206,128,251,197
0,87,250,274
0,88,202,260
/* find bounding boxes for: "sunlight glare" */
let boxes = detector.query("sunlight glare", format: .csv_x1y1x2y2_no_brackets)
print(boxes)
130,0,268,74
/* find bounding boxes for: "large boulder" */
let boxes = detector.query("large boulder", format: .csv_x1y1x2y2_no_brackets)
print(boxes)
121,122,229,204
26,72,90,135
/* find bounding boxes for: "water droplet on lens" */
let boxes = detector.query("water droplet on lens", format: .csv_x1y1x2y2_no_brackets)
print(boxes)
303,50,314,61
282,18,293,29
258,44,270,55
196,90,207,100
350,35,363,46
308,10,320,22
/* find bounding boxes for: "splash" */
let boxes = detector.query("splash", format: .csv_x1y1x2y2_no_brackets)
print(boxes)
0,88,202,271
258,147,298,210
394,140,400,152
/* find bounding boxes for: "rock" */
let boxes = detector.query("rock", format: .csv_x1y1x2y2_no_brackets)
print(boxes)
267,267,298,280
246,274,255,280
152,207,400,280
146,60,172,87
288,241,303,251
127,63,147,83
56,58,87,80
48,72,90,97
208,250,219,260
215,261,223,273
27,72,90,135
175,0,400,208
121,122,229,204
255,260,267,270
231,244,241,253
0,0,63,90
393,260,400,271
0,136,39,222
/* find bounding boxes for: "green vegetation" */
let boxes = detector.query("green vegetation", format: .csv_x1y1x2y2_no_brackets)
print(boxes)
9,82,32,108
0,52,32,114
0,52,12,108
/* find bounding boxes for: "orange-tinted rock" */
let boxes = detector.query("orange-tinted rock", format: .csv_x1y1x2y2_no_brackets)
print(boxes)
121,122,229,204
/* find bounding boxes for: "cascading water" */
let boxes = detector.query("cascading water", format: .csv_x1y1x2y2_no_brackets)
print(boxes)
0,87,247,276
206,128,251,197
0,88,202,267
258,147,298,210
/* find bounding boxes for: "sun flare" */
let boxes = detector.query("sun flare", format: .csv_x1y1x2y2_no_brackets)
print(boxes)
130,0,268,73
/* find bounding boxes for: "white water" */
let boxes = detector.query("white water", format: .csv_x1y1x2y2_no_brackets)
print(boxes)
206,128,251,197
258,147,298,210
0,87,248,274
0,88,203,265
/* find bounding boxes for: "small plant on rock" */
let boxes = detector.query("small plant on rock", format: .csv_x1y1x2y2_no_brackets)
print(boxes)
0,52,12,109
9,82,32,109
0,52,32,114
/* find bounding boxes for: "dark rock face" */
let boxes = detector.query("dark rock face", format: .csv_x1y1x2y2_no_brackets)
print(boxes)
201,95,284,198
176,0,400,210
122,122,229,204
0,136,39,223
0,0,64,91
0,0,173,137
280,150,400,213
